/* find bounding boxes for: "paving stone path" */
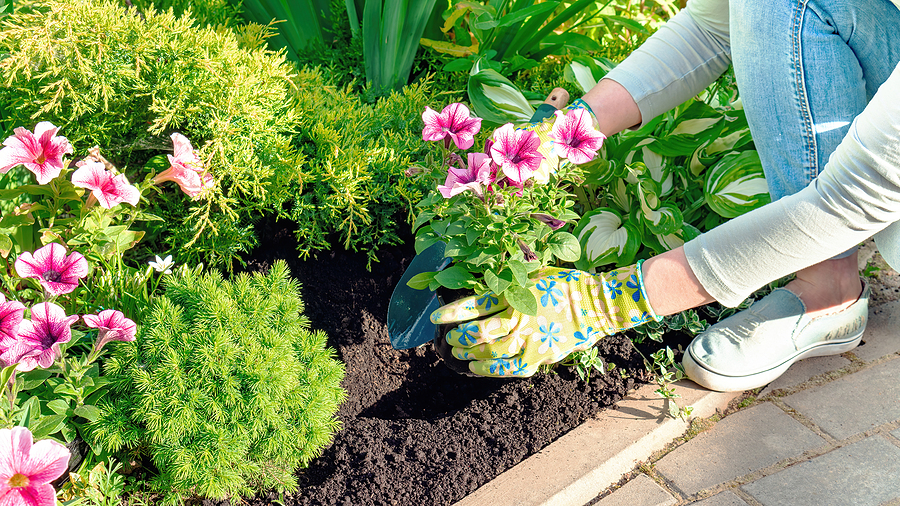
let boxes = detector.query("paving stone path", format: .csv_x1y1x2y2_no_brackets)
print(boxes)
595,300,900,506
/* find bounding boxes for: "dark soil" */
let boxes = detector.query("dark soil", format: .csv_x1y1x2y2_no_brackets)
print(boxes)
240,216,657,506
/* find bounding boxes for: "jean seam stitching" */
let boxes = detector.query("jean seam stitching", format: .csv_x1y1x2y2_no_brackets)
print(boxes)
792,0,819,184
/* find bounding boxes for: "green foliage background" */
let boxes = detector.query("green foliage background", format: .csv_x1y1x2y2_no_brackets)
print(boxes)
87,261,346,500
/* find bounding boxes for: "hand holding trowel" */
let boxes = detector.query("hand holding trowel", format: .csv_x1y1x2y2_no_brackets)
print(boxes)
387,87,571,350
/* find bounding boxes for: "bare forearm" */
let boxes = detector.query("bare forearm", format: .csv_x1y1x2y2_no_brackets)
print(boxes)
581,78,642,137
642,247,715,316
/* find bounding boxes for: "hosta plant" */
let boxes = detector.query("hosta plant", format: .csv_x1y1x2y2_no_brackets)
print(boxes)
86,261,346,501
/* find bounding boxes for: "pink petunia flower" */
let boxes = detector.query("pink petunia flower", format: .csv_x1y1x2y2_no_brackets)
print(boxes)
14,243,89,296
0,122,73,185
71,161,140,209
0,426,70,506
549,108,605,165
422,103,482,150
0,294,25,344
437,153,493,199
489,123,543,184
14,302,79,372
84,309,137,358
152,133,214,200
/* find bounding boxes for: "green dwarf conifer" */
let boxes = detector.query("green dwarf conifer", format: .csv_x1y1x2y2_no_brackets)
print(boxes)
87,261,346,501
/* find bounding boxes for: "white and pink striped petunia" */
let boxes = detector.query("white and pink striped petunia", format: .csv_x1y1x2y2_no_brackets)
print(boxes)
0,122,73,184
489,123,543,184
437,152,493,199
71,160,140,209
0,427,70,506
14,243,89,296
422,103,482,150
14,302,79,371
549,108,605,165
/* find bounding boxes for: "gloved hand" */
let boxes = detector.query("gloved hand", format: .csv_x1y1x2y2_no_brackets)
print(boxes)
430,261,660,377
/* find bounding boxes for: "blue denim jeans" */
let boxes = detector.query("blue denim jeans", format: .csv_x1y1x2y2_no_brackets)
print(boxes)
730,0,900,203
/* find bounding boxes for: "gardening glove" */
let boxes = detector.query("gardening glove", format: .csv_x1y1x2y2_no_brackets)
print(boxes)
430,261,660,377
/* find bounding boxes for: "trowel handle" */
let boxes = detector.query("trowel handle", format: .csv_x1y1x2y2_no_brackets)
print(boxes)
531,87,570,123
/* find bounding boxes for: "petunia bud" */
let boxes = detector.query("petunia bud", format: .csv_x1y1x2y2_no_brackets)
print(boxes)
517,239,538,262
405,165,424,177
531,213,566,230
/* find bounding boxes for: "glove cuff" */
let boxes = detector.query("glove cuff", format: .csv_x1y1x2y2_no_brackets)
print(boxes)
635,259,663,323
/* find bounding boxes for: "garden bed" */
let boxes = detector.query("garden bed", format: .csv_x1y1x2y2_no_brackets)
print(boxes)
235,216,656,506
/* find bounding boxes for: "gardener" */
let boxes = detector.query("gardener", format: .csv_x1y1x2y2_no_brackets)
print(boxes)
432,0,900,391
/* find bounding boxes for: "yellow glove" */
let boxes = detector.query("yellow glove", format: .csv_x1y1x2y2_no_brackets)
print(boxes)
430,262,660,377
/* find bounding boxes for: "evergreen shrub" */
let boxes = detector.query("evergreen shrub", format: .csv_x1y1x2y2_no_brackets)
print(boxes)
288,67,442,265
86,261,346,500
0,0,304,268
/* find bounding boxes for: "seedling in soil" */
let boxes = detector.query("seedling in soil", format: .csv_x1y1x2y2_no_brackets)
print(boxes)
562,347,606,382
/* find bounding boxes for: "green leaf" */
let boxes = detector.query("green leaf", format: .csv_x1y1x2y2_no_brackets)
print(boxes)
407,271,437,290
546,232,581,262
47,399,71,415
17,396,39,428
467,64,534,125
508,259,528,287
572,208,641,269
414,227,439,254
504,285,537,316
413,211,436,231
484,268,512,294
434,265,476,289
74,404,102,422
704,150,771,218
0,364,17,391
30,414,67,439
466,225,482,245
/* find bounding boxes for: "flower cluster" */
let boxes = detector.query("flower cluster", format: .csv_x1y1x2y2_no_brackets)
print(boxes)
410,101,604,314
3,243,137,372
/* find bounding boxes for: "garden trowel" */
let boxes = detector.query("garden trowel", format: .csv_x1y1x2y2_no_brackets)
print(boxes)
388,88,570,349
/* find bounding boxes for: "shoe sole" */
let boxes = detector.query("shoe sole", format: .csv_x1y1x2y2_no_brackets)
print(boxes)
682,330,864,392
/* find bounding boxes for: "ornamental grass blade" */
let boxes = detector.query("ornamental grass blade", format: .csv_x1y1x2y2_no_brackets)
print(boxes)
238,0,332,58
363,0,438,92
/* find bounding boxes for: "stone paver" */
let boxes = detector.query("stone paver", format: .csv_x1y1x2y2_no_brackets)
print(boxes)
596,474,675,506
893,427,900,440
453,381,740,506
742,436,900,506
782,357,900,440
759,355,851,396
654,403,825,496
689,491,750,505
854,301,900,362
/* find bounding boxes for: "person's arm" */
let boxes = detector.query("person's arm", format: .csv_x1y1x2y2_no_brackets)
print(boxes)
643,62,900,311
582,0,731,135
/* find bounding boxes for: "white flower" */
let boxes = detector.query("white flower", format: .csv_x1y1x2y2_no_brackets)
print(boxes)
149,254,174,274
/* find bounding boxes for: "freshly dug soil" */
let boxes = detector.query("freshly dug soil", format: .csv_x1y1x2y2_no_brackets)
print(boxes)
240,217,656,506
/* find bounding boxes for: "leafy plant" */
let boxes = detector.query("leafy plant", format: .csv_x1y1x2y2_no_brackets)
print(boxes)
354,0,439,93
0,0,305,269
648,346,692,420
561,346,605,382
87,261,346,501
287,67,439,265
59,458,127,506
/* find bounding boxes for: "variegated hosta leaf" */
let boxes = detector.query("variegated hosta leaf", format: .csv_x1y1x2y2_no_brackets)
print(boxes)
638,191,683,236
625,139,673,195
572,208,641,270
468,61,534,125
644,223,700,254
610,177,632,213
563,55,617,94
690,128,754,176
704,150,771,219
670,117,722,136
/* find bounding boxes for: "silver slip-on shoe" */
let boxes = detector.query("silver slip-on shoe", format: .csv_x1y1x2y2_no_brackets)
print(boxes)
683,280,869,392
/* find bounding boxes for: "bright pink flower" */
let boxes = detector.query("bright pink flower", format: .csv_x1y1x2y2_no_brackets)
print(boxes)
71,161,140,209
549,108,605,164
15,302,79,372
489,123,543,184
152,133,214,200
422,103,482,150
0,122,73,185
0,294,25,347
438,153,493,198
84,309,137,356
0,426,70,506
14,243,88,296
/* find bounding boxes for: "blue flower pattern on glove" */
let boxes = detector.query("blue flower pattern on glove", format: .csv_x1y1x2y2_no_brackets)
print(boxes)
574,326,600,347
453,321,479,346
490,358,512,376
510,358,529,376
626,274,642,302
631,311,652,326
537,279,564,307
539,321,562,348
477,292,500,311
556,270,580,282
603,279,622,300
